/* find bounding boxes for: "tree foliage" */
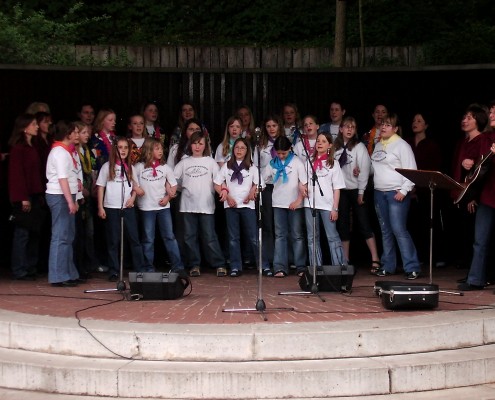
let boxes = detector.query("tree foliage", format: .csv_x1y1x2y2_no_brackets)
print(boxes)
1,0,495,65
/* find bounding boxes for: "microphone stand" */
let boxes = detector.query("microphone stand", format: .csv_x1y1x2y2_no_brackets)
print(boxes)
85,140,132,299
223,129,294,320
279,132,326,302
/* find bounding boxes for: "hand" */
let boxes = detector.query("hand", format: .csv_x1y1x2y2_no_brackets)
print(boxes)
462,158,474,170
68,201,78,215
98,207,106,219
227,195,237,208
467,200,477,214
394,191,405,202
159,196,170,207
125,199,135,208
357,194,364,205
330,210,339,221
353,166,360,177
21,200,31,213
134,186,145,197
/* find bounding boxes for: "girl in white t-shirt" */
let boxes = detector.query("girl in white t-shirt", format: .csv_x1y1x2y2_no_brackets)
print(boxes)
174,130,226,277
96,137,150,281
45,120,81,286
263,136,308,277
304,131,347,271
135,138,184,274
293,115,319,166
214,137,269,277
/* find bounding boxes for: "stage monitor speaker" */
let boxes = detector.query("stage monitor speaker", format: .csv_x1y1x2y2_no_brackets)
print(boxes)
299,265,355,292
129,272,189,300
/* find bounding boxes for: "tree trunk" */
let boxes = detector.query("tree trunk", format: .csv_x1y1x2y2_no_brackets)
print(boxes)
334,0,347,67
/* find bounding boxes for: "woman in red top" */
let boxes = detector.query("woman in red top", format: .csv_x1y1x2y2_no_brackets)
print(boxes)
8,114,45,280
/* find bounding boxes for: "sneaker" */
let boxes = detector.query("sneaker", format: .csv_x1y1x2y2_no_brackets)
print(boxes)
96,265,109,273
108,274,118,282
375,269,393,277
405,271,420,280
189,266,201,277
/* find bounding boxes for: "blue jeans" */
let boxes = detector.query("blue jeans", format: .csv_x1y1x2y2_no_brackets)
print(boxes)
305,208,346,267
46,194,79,283
226,208,268,271
105,207,151,275
467,203,495,286
374,190,420,274
273,207,307,274
183,213,225,268
141,208,184,271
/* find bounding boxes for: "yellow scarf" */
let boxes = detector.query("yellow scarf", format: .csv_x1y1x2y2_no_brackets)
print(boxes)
380,133,400,150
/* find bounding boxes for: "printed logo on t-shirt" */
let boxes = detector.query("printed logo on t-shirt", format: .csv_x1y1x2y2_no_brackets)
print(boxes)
141,168,164,182
185,165,209,178
371,150,387,162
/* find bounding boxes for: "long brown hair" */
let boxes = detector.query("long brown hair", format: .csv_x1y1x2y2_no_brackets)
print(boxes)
108,137,133,181
227,138,252,170
334,116,360,151
141,138,164,167
8,113,36,147
314,132,335,168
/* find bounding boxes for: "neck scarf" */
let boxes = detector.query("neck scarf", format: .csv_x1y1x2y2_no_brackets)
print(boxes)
150,160,160,177
291,127,301,145
99,130,114,155
268,136,277,158
380,133,400,150
339,143,348,168
230,160,247,184
78,145,92,175
270,152,294,183
52,141,77,169
303,135,315,155
314,153,329,171
366,127,380,155
116,159,129,178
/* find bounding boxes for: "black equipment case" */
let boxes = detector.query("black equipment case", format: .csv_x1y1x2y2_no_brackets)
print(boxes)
299,265,355,292
129,272,189,300
374,280,439,310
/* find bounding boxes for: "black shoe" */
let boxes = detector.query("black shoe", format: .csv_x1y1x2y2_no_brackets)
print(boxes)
405,271,420,280
375,269,393,277
456,276,468,284
108,274,118,282
457,282,484,291
51,280,77,287
69,278,87,284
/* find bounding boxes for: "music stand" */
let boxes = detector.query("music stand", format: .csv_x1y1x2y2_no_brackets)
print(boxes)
396,169,464,295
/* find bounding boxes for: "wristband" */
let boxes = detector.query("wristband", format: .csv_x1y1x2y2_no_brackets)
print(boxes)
333,208,339,212
221,187,229,193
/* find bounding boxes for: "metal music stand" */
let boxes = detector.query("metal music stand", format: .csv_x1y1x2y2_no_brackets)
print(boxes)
396,168,464,295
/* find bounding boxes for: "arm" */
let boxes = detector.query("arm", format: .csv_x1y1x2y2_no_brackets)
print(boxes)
330,189,340,221
97,185,106,219
59,178,78,214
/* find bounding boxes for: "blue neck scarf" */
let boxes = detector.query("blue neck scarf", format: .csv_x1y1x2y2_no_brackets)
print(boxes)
270,152,294,183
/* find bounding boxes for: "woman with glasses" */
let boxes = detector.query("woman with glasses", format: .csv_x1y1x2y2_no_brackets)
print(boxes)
370,113,421,280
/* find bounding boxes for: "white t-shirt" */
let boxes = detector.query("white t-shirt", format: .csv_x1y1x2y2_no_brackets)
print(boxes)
174,156,219,214
214,162,263,209
96,162,135,209
214,142,232,165
135,162,177,211
334,142,371,194
303,160,346,211
46,146,79,195
371,137,417,195
167,143,190,169
263,155,308,209
253,142,275,184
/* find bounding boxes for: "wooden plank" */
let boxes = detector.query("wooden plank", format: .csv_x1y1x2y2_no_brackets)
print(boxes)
261,48,277,69
177,47,188,68
150,47,161,68
282,48,292,68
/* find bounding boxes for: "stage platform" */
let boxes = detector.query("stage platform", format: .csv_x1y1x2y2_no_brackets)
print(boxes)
0,265,495,399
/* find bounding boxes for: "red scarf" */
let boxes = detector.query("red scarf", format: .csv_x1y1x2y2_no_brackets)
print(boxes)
303,135,315,155
116,159,129,177
313,153,328,171
99,130,115,155
52,141,77,169
151,160,160,177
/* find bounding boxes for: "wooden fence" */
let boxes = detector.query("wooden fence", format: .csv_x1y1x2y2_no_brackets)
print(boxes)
74,45,424,70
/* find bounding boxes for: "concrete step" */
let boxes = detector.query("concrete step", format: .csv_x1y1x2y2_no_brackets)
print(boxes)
1,344,495,398
2,384,495,400
1,309,495,361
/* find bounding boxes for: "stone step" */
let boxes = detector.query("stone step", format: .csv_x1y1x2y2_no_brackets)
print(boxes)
1,344,495,398
1,309,495,361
